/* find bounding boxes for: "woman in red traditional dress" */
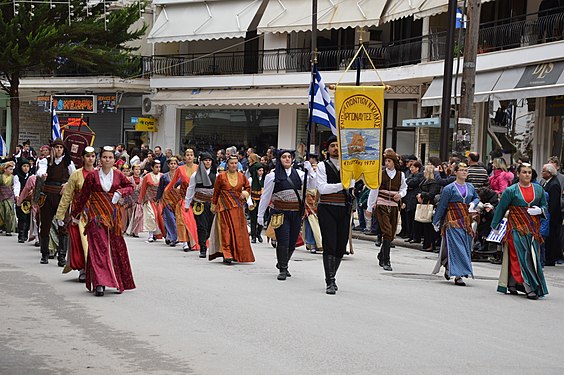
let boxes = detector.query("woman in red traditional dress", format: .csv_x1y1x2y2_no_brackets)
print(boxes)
166,148,199,251
138,160,163,243
209,156,255,264
72,146,135,297
126,164,144,237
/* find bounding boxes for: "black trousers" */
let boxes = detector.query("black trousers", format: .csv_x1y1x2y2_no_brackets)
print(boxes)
248,199,259,237
194,202,214,250
318,204,351,259
272,209,301,251
40,192,62,237
16,206,30,233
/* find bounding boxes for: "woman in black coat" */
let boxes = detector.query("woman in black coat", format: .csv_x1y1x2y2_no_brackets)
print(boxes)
404,161,424,243
416,164,441,251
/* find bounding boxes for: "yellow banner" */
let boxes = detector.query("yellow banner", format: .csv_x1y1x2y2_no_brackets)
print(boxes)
335,86,384,189
135,117,158,132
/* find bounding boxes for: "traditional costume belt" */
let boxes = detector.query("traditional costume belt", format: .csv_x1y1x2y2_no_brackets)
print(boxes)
507,205,543,243
272,200,300,211
42,184,63,194
85,191,122,235
251,190,262,201
376,189,400,207
319,192,346,204
194,191,212,203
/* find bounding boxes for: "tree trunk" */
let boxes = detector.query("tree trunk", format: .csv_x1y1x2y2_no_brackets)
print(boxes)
9,73,20,155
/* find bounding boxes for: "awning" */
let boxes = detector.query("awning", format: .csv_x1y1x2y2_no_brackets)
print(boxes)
257,0,386,34
148,0,263,43
421,70,502,107
150,87,309,107
412,0,495,21
488,61,564,101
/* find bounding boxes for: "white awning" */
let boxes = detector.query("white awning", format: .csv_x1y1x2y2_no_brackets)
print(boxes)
421,70,502,107
257,0,387,34
413,0,495,20
381,0,426,23
148,0,263,43
151,87,309,107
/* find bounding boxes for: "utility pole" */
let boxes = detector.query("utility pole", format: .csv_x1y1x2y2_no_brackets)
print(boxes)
439,0,458,161
457,0,481,156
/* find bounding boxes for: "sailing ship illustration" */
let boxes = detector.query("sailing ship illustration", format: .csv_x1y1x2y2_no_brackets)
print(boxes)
347,132,366,155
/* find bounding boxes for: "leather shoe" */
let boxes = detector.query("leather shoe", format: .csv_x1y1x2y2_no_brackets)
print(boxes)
40,257,48,264
251,237,256,244
223,258,233,265
95,286,105,296
277,271,287,280
326,284,336,295
383,263,393,271
257,236,263,243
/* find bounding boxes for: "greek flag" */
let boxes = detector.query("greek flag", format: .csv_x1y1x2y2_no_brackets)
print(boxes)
309,67,336,135
0,134,7,157
52,109,62,140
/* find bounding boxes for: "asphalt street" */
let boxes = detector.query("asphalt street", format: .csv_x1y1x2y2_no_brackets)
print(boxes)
1,233,564,375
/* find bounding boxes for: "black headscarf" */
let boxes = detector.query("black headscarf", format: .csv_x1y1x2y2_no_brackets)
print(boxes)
274,149,295,183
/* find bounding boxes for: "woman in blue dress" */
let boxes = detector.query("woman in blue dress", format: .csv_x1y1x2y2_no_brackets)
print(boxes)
432,163,479,286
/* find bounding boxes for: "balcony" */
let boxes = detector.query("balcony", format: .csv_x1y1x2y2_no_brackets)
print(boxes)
143,8,564,78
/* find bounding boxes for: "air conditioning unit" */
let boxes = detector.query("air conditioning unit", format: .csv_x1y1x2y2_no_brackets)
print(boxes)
142,95,161,116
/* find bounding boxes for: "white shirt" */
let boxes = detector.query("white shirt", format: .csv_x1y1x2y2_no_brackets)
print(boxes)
13,176,21,198
257,168,315,222
99,169,114,193
36,156,76,177
316,159,346,195
366,168,407,213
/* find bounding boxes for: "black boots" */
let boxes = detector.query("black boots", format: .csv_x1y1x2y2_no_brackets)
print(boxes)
57,235,68,268
276,245,293,280
256,225,263,243
199,245,206,258
375,235,382,247
17,220,29,243
323,253,337,295
378,240,393,271
40,236,49,264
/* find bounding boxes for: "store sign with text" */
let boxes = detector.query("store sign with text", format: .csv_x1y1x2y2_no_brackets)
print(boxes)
135,117,158,132
53,95,96,113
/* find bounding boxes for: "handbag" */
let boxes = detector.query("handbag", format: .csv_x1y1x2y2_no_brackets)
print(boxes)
414,203,434,223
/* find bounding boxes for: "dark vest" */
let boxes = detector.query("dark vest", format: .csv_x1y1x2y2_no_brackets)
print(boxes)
273,168,302,194
324,160,342,184
46,161,70,184
381,169,401,192
195,172,216,188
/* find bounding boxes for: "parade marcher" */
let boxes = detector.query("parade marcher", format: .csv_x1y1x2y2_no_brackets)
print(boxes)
491,163,548,299
15,159,32,243
209,156,255,264
138,160,163,243
17,173,40,245
303,155,322,253
125,164,144,238
0,161,19,236
316,136,355,294
247,153,265,243
166,148,199,251
432,163,480,286
36,138,76,264
185,152,216,258
54,146,96,279
71,146,135,296
258,150,314,280
157,157,179,246
366,151,407,272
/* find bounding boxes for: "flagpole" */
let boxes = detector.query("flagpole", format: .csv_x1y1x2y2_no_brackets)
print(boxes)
50,96,54,141
302,0,318,214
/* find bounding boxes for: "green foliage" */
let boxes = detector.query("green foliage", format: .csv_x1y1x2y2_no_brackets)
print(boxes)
0,0,147,90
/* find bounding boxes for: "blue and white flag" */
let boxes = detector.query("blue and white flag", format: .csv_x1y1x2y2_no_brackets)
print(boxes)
487,218,507,243
0,134,7,157
52,109,62,140
309,67,337,135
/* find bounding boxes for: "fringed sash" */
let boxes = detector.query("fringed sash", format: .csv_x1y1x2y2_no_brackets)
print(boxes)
85,191,122,235
507,205,543,244
442,202,473,236
163,188,182,211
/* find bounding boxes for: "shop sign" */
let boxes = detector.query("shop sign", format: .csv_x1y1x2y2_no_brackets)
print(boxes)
546,95,564,116
516,61,564,88
53,95,96,113
36,96,51,113
97,95,117,113
135,117,157,132
335,86,385,189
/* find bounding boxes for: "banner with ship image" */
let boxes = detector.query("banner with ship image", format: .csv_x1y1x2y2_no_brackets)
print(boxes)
335,86,385,189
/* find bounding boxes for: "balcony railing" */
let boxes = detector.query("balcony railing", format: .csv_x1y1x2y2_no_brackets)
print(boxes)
143,8,564,78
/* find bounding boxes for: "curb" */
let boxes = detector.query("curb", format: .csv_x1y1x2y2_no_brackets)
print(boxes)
351,232,423,250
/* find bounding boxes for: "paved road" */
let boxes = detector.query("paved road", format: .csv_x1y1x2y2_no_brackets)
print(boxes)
1,234,563,375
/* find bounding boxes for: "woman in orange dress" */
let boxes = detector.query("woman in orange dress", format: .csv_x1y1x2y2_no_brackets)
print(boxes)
165,148,199,251
209,156,255,264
